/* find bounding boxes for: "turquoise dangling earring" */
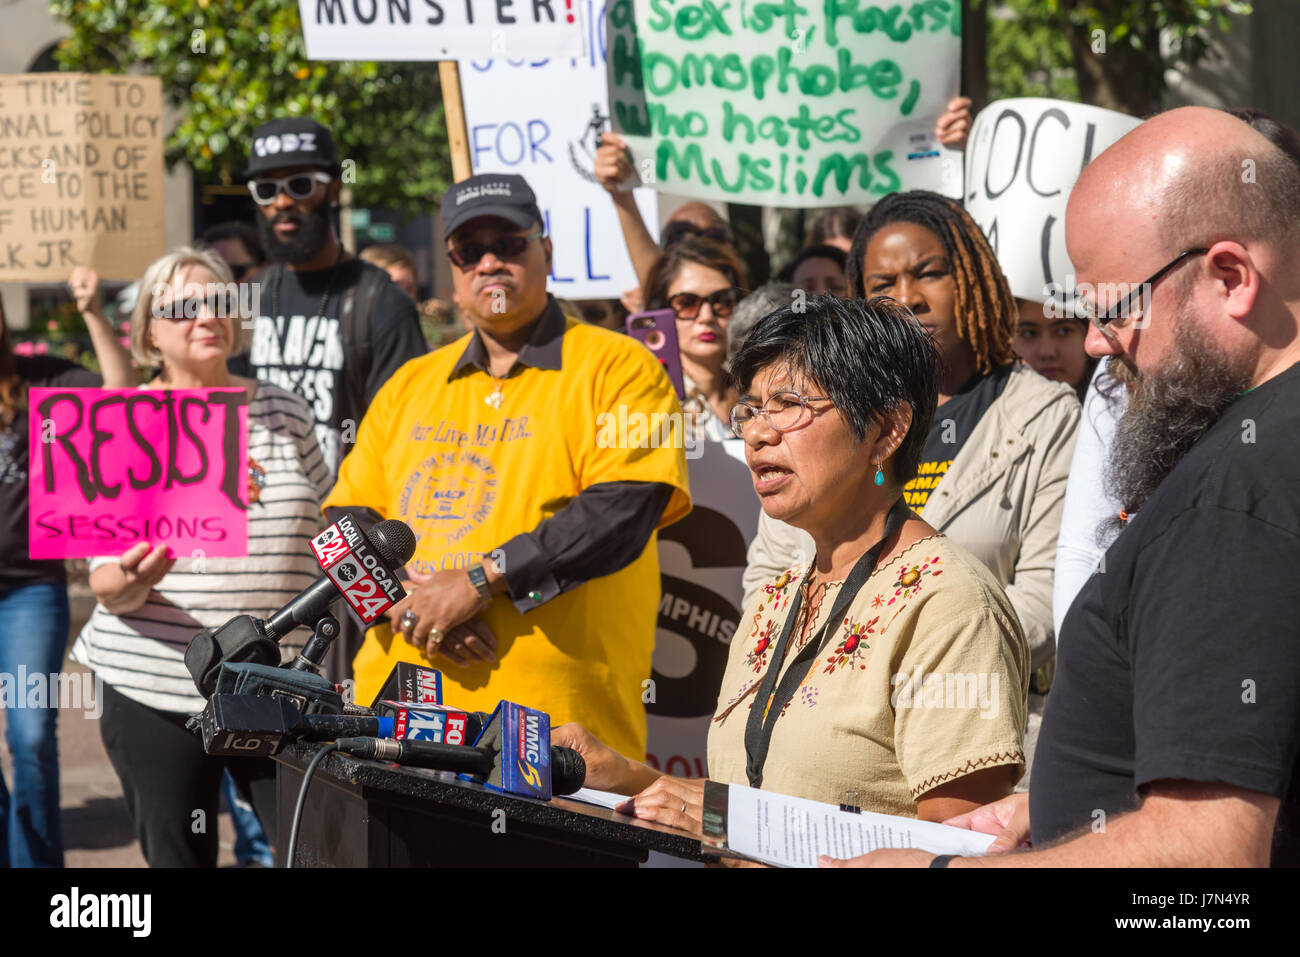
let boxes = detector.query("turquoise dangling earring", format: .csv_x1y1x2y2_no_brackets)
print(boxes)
874,464,885,487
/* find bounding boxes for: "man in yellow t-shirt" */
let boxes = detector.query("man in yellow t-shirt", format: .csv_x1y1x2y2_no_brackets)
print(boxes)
324,173,692,759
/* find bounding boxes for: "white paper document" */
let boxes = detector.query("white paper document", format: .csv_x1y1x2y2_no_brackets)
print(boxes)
565,787,629,811
705,783,996,868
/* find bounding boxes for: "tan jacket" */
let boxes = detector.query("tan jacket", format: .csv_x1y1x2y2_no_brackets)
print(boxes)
743,364,1080,673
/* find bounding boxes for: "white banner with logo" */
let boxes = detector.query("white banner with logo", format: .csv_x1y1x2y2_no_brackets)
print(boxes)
963,98,1140,304
300,0,585,60
459,3,659,300
647,439,758,780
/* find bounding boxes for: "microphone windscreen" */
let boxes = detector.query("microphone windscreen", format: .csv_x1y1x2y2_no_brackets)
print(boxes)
369,519,417,568
550,746,586,796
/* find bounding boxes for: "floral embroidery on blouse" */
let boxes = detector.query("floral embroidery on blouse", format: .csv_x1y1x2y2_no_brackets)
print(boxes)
745,618,779,673
885,554,943,604
823,615,879,674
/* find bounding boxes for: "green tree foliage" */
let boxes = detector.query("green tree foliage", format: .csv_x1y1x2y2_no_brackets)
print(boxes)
978,0,1253,115
48,0,452,211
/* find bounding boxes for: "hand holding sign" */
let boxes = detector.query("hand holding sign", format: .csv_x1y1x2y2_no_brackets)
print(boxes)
593,130,634,193
68,266,105,318
89,541,177,616
936,97,973,149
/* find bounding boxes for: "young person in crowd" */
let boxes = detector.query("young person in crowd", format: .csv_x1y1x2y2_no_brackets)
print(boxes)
776,244,848,298
643,237,748,442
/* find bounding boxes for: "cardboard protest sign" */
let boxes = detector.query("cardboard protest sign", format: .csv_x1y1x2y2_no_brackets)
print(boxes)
647,440,758,782
964,97,1140,305
299,0,585,60
28,388,249,559
459,0,659,298
607,0,962,207
0,74,164,282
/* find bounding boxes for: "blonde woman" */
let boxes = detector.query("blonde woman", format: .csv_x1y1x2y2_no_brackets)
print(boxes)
70,247,331,867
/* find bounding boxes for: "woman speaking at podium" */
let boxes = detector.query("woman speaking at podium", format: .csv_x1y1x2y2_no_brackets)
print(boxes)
555,296,1028,830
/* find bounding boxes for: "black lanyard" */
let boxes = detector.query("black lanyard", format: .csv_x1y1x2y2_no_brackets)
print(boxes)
743,499,909,788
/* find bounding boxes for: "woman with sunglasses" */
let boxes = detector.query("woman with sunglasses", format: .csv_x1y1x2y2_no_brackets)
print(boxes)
642,237,747,442
554,296,1028,833
69,246,332,867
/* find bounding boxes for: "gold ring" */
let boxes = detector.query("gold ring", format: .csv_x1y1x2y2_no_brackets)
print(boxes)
428,627,443,647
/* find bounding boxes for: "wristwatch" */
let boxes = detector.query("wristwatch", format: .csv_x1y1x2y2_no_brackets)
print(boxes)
467,563,492,600
929,854,957,868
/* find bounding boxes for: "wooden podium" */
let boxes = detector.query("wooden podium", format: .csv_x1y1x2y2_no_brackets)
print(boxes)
274,743,706,867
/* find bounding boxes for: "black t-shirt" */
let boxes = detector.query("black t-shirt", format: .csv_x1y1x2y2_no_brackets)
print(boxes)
0,355,101,592
904,363,1011,509
1033,361,1300,865
229,258,426,478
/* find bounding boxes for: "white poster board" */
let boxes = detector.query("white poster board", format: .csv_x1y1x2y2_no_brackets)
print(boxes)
606,0,963,207
963,98,1140,304
459,1,658,299
300,0,585,60
647,439,758,780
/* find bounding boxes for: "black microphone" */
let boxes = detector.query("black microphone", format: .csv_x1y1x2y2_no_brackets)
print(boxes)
197,694,397,757
334,738,587,796
264,517,416,641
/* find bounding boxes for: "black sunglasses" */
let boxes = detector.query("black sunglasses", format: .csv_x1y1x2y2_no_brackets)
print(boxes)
660,221,732,249
448,231,544,268
668,288,741,320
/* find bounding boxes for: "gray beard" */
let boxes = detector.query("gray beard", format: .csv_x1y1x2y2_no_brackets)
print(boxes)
1103,319,1252,533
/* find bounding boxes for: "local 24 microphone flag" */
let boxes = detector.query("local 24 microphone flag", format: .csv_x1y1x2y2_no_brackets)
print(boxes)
28,387,249,559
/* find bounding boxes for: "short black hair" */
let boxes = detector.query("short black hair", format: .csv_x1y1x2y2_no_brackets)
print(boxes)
199,221,266,266
775,244,847,283
729,294,941,484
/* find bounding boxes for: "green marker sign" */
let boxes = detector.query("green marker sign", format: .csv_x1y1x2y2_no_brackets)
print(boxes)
606,0,963,206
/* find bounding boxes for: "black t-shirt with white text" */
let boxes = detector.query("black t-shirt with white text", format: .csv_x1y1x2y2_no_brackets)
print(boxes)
904,363,1011,509
1033,361,1300,865
230,258,426,480
0,355,101,591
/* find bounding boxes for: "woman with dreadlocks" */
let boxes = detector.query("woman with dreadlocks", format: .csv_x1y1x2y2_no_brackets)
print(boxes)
744,191,1080,785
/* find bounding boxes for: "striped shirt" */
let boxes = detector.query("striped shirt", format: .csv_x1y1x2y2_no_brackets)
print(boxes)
71,382,333,713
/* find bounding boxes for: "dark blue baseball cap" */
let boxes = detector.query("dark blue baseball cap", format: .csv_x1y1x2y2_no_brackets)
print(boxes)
441,174,543,238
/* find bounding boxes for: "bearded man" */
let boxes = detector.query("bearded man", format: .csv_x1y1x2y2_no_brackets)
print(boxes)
825,106,1300,868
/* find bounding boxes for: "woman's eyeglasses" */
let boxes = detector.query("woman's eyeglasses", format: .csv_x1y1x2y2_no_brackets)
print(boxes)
668,288,741,320
729,390,831,438
247,171,332,206
447,232,545,268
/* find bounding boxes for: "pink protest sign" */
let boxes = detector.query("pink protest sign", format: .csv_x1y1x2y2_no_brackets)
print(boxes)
28,388,249,559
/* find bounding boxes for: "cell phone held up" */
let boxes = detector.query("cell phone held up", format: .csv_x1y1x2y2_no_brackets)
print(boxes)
626,308,686,400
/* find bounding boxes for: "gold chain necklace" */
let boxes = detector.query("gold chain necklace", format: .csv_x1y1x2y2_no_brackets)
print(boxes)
485,368,507,409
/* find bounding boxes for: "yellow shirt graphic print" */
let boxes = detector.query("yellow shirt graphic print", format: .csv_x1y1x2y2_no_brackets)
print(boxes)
903,458,951,509
326,314,691,760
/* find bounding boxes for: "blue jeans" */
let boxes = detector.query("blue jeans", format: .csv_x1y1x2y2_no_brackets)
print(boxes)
221,770,272,866
0,582,69,867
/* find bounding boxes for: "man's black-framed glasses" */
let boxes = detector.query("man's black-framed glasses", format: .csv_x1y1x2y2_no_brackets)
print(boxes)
447,231,545,268
247,171,333,206
1077,248,1210,328
729,391,831,438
